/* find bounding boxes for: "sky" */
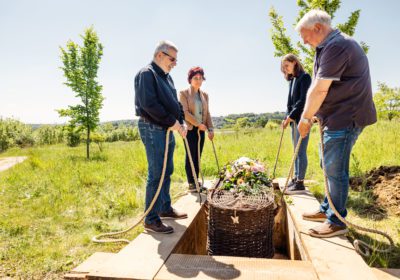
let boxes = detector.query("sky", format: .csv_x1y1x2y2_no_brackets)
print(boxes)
1,0,399,124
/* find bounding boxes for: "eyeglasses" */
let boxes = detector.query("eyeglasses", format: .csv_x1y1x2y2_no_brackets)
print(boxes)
162,51,177,63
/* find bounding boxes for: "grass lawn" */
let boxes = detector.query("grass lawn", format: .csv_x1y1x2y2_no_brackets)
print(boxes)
0,121,399,278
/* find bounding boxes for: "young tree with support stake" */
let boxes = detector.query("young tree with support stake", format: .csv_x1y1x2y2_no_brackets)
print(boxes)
269,0,368,74
59,27,104,159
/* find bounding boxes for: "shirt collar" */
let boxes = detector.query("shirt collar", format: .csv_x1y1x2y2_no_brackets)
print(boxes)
151,61,168,78
317,29,340,50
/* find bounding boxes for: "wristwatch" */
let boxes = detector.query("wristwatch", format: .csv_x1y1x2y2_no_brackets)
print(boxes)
300,117,312,125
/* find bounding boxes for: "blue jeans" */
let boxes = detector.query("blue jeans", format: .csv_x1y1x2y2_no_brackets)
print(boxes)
291,122,309,180
319,126,363,226
138,119,174,225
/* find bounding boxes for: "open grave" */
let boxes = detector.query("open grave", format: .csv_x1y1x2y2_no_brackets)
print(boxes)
65,179,399,280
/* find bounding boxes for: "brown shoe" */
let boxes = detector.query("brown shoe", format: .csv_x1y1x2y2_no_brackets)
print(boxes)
302,209,327,222
309,222,348,238
159,208,188,220
144,220,174,234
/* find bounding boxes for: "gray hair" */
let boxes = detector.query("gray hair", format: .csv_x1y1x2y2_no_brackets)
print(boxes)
153,40,178,58
295,9,332,32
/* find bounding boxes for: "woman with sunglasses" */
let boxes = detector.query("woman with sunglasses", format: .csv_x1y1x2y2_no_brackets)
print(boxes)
179,67,214,192
281,54,312,194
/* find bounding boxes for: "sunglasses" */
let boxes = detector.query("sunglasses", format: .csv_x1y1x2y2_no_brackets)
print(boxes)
162,51,177,63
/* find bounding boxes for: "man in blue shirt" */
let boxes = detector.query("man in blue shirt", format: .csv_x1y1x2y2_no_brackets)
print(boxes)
135,41,188,234
296,10,377,238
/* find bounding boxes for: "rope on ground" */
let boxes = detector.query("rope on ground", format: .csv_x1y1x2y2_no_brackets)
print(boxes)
92,128,202,244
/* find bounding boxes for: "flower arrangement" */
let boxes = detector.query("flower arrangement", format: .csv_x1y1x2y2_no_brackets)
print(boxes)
219,157,272,195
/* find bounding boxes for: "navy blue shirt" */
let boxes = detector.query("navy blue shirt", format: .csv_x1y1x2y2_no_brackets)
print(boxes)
314,29,377,130
134,62,184,128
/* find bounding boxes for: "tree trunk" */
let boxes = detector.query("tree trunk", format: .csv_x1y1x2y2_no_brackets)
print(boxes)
87,127,90,159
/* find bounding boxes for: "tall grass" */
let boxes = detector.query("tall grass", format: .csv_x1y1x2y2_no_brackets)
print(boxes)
0,121,399,278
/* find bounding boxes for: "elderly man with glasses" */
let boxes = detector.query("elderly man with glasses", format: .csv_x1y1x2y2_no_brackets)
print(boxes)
134,40,188,234
296,10,377,238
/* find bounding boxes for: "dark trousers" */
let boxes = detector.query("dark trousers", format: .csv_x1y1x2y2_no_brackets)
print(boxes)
184,127,205,184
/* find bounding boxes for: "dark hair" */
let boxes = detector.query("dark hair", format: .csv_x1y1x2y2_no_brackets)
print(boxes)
188,66,206,84
281,54,305,81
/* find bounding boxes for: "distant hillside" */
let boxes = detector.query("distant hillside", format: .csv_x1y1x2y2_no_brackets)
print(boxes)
29,112,286,129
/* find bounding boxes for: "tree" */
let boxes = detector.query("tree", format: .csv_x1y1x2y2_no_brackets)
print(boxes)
59,27,104,159
269,0,368,74
374,82,400,121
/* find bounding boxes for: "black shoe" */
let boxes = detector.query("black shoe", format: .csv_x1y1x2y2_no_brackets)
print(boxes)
144,220,174,234
285,180,306,194
188,183,197,192
287,178,297,188
159,208,188,220
188,183,206,193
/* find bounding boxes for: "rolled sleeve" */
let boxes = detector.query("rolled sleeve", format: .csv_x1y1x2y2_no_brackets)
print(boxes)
316,44,348,81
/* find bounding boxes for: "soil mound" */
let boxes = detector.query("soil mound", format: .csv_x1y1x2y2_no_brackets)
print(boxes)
350,166,400,216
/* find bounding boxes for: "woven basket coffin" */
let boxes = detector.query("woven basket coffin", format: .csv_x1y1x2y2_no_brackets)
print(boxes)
207,190,276,258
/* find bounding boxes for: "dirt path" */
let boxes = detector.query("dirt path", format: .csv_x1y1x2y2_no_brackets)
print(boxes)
0,156,27,172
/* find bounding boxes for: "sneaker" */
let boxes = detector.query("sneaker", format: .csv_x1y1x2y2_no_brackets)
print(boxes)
159,208,188,220
302,209,327,222
144,220,174,234
309,222,348,238
284,180,306,194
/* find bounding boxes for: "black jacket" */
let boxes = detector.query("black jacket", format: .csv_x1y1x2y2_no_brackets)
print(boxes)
286,71,312,123
134,62,184,128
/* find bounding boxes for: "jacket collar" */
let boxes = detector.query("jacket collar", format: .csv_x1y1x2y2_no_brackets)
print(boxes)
150,61,169,78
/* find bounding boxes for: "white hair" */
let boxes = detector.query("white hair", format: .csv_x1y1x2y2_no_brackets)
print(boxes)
153,40,178,58
295,9,332,32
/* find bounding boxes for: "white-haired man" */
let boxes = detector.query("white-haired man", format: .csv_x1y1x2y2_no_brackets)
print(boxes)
135,41,188,234
296,10,377,238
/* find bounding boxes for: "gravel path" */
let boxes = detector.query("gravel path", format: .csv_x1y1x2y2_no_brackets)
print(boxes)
0,156,27,172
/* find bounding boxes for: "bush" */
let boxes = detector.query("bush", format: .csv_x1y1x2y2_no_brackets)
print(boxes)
0,118,35,152
33,125,64,145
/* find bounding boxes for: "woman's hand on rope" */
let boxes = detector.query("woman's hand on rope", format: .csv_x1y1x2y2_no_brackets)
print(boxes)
208,130,214,140
198,123,207,131
281,117,293,129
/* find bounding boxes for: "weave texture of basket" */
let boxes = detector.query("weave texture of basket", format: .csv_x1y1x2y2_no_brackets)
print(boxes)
207,190,276,258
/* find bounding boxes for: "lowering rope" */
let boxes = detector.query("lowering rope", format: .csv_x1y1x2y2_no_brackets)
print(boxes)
272,127,285,179
280,119,394,257
92,128,202,244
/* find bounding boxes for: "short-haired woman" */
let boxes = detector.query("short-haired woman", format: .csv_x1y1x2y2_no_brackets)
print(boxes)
281,54,312,194
179,67,214,192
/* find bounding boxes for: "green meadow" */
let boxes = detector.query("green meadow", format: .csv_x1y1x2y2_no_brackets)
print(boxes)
0,121,399,278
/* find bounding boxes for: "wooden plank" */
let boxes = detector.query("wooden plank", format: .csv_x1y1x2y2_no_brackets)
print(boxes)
155,254,318,280
64,252,115,279
372,268,400,280
275,178,378,280
87,193,205,280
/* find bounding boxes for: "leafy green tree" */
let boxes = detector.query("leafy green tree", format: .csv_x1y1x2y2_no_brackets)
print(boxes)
374,82,400,121
59,27,104,159
235,117,250,128
269,0,368,74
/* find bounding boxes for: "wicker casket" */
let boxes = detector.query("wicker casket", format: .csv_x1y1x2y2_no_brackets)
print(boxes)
207,157,276,258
